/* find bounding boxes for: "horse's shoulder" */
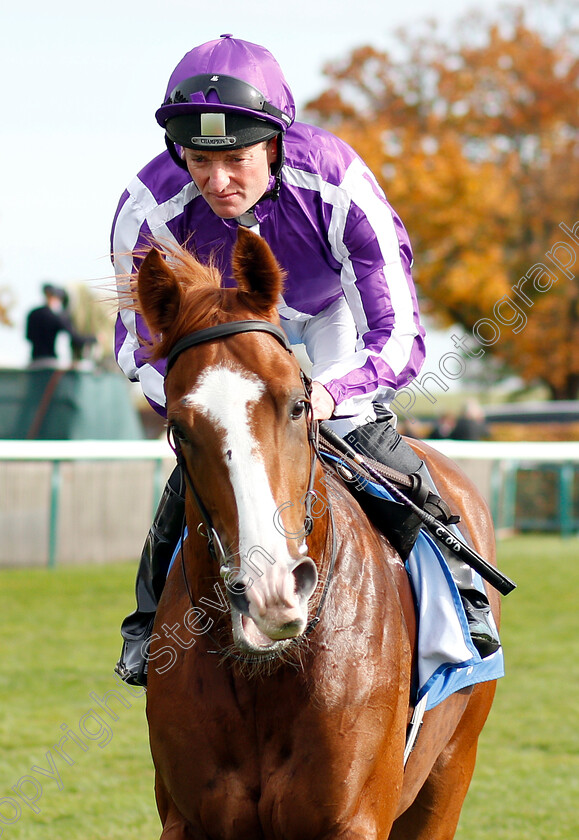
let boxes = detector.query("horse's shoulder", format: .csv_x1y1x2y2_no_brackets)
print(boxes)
320,463,417,647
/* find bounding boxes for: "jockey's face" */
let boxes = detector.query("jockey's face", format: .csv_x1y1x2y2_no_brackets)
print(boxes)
183,139,278,219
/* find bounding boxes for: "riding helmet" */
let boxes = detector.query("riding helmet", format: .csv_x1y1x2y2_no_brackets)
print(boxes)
156,34,295,157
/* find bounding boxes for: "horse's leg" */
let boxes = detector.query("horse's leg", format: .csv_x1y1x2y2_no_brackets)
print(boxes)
155,773,196,840
387,744,478,840
388,681,496,840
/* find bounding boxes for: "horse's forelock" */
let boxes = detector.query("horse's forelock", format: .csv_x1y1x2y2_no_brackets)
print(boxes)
149,261,225,362
121,237,281,364
144,243,273,362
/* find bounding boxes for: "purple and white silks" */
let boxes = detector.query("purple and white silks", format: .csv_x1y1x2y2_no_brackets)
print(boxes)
112,121,426,422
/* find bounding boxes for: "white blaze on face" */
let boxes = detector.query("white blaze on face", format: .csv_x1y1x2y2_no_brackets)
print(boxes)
182,363,300,608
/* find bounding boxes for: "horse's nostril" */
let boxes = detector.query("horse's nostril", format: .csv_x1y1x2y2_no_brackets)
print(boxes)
228,589,251,615
292,558,318,601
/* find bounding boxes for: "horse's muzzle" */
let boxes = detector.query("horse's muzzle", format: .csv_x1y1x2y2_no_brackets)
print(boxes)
228,556,318,645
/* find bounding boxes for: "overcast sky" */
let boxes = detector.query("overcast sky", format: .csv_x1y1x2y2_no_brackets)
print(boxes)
0,0,506,366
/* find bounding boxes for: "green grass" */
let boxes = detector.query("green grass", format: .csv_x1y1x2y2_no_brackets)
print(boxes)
0,536,577,839
456,535,579,840
0,563,159,840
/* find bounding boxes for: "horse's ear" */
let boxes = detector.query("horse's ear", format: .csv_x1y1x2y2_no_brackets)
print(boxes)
232,227,284,309
137,248,181,335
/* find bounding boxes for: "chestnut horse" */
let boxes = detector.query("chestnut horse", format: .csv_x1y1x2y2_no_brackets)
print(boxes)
136,227,499,840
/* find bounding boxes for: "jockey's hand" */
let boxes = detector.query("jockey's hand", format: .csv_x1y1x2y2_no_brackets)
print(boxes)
311,381,335,421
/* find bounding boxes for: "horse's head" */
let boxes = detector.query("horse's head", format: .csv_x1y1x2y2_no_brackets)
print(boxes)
138,228,321,656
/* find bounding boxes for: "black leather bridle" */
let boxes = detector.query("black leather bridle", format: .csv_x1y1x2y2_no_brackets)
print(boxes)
166,319,318,540
166,319,293,372
164,318,336,655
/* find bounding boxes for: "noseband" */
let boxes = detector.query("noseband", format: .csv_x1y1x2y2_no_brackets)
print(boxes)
165,319,336,656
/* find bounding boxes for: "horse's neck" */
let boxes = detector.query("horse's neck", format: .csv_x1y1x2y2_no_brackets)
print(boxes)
318,475,404,597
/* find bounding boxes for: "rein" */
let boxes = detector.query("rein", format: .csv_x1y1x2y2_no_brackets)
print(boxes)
165,318,337,661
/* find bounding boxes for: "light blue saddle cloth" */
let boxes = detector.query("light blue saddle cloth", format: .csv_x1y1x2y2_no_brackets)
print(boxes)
358,476,504,710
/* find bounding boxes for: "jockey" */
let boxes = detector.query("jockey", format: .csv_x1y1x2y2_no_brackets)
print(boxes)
112,34,499,686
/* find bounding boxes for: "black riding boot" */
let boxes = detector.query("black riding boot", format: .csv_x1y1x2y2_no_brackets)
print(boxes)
343,412,500,658
114,467,185,687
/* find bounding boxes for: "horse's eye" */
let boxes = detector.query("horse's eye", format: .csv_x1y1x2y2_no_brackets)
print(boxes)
169,421,188,446
290,399,308,421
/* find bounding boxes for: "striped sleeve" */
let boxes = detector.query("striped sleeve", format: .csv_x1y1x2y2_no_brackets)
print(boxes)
111,175,198,416
285,157,425,418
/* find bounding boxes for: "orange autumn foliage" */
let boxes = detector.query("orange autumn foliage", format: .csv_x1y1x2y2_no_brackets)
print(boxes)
306,3,579,399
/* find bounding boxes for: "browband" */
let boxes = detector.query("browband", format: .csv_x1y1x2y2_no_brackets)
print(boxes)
166,320,292,373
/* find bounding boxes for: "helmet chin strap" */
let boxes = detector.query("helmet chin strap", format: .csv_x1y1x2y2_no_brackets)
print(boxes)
165,135,189,171
261,135,284,202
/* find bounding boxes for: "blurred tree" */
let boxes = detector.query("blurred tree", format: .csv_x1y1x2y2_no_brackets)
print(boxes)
0,287,14,326
68,284,116,368
306,1,579,399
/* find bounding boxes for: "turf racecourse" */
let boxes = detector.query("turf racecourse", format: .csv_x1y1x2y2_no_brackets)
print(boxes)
0,535,576,839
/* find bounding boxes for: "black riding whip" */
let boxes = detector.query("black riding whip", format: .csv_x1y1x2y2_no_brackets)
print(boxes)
319,422,516,596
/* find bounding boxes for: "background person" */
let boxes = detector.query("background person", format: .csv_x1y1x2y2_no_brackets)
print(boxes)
26,283,94,368
429,412,457,440
450,400,490,441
